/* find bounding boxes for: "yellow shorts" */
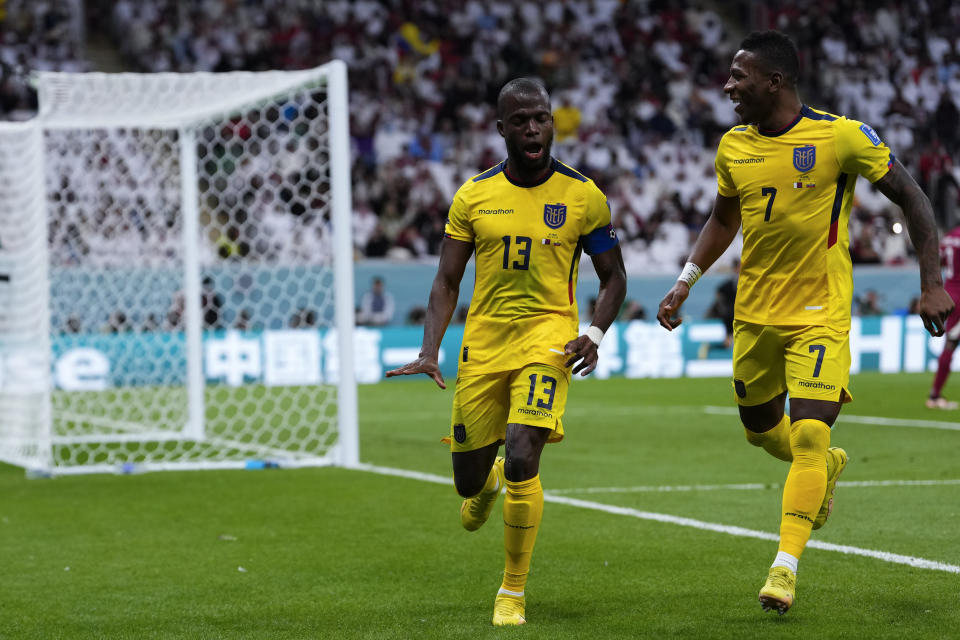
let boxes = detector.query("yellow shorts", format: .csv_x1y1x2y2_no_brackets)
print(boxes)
731,321,853,406
445,363,569,453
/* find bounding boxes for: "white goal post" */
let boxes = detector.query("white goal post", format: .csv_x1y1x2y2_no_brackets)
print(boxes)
0,61,357,475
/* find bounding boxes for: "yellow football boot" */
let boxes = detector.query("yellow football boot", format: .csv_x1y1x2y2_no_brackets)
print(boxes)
492,592,526,626
813,447,848,530
759,566,796,615
460,456,505,532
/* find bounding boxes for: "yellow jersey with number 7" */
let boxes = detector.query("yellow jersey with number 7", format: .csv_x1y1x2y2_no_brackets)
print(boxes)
444,158,618,375
715,105,894,329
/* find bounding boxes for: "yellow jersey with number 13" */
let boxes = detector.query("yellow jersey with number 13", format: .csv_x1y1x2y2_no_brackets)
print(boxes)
715,105,894,329
444,158,618,375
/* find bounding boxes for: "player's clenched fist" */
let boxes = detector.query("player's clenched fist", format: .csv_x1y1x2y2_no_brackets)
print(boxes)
917,286,955,337
657,282,690,331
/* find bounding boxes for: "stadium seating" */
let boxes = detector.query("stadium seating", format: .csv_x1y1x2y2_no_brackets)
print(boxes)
3,0,959,272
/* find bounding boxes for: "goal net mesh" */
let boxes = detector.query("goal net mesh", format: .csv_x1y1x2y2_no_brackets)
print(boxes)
0,66,354,473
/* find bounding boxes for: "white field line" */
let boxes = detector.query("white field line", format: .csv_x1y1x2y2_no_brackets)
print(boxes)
548,478,960,495
355,463,960,575
356,463,452,486
840,478,960,487
385,405,708,421
386,404,960,431
703,405,960,431
550,482,771,494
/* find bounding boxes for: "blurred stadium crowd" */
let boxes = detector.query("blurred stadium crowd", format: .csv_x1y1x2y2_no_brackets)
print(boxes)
2,0,960,273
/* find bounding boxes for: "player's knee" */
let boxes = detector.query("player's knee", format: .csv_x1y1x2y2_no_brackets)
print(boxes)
454,475,485,498
737,401,784,433
789,418,830,453
503,452,536,482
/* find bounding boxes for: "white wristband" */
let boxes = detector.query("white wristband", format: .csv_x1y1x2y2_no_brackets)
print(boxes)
678,262,702,288
585,325,604,346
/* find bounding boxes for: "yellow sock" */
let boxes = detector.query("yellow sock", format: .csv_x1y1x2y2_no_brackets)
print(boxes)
778,418,830,559
478,460,502,496
744,414,793,462
501,475,543,594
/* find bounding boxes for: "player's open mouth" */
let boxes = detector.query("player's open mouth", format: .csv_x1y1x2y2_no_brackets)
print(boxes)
731,97,744,113
523,144,544,160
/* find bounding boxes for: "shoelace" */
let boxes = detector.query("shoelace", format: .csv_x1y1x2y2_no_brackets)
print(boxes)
466,493,486,514
769,570,793,590
494,598,523,618
466,485,498,516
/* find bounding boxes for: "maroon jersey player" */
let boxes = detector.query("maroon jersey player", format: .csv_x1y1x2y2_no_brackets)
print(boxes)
927,226,960,408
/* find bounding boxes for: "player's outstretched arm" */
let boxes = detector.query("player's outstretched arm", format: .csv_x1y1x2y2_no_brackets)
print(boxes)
874,161,955,336
565,245,627,376
384,237,474,388
657,194,741,330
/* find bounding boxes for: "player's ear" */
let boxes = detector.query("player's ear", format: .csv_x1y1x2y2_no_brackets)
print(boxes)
768,71,783,93
496,119,504,137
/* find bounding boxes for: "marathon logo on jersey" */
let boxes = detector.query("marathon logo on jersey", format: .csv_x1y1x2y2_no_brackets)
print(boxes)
517,407,553,419
453,423,466,444
477,208,514,215
793,145,816,173
543,203,567,229
797,379,836,391
860,123,882,146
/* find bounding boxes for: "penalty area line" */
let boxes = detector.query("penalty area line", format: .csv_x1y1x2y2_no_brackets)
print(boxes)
704,406,960,431
356,463,960,575
549,478,960,494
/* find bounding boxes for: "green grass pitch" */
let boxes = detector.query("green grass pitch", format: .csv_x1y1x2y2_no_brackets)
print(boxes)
2,372,959,639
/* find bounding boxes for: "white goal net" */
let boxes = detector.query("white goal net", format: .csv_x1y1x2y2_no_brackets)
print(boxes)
0,61,357,475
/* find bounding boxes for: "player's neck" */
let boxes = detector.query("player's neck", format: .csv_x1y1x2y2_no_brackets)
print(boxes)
757,98,803,134
504,158,553,187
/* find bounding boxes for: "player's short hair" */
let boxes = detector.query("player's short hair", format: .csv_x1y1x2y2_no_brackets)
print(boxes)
739,30,800,86
497,77,550,118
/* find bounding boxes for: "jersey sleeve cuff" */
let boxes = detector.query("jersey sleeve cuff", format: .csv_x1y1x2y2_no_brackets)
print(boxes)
443,230,474,242
717,186,739,198
868,152,897,183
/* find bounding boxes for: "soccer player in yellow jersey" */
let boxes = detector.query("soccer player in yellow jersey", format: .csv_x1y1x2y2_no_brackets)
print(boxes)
386,77,626,626
657,31,954,615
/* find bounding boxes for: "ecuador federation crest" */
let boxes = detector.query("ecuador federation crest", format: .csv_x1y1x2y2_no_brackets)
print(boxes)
793,145,816,173
543,203,567,229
